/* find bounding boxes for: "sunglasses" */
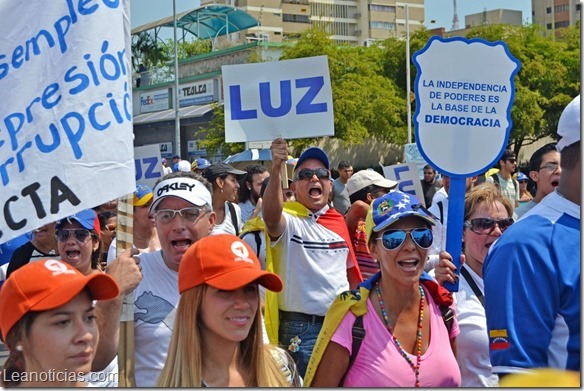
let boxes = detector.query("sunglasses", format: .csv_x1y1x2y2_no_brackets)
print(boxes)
464,217,514,235
55,229,93,243
155,207,208,225
506,159,517,164
294,168,330,181
518,180,528,184
377,228,433,251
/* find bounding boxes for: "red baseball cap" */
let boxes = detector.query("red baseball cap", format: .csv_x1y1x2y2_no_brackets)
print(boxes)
179,235,283,293
0,259,119,342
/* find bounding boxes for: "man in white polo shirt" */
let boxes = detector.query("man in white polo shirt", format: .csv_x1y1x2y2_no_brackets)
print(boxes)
262,138,362,377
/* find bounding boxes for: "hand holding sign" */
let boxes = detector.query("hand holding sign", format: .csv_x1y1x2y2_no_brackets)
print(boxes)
412,36,520,291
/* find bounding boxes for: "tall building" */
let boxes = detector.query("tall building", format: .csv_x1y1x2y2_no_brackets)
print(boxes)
532,0,581,36
200,0,424,45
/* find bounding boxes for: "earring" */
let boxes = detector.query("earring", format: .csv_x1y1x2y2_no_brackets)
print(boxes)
220,189,224,193
15,345,22,352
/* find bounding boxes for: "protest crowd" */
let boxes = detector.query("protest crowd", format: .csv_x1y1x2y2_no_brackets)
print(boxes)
0,93,579,387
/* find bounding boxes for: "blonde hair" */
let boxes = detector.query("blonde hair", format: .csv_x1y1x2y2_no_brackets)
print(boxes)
157,285,291,387
464,183,513,221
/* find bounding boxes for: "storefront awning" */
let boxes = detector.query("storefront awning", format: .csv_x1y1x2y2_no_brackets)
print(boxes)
133,104,215,125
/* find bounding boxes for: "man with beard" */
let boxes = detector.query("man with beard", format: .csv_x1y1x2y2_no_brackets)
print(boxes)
262,138,362,377
239,164,270,224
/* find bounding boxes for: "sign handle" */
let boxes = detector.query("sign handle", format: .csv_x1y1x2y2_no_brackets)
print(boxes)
443,177,465,292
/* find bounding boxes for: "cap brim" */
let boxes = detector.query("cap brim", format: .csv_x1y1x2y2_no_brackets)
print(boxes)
55,216,94,231
228,169,247,179
206,269,283,293
375,178,398,189
134,193,153,207
30,273,119,312
373,212,436,233
149,194,209,213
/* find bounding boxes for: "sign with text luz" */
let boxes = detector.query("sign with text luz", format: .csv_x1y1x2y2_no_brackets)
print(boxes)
222,55,334,142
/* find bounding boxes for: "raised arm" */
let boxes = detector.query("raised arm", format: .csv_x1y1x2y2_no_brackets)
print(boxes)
262,138,289,239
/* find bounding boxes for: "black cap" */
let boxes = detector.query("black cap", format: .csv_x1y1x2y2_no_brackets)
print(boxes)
172,155,180,160
202,162,247,182
501,149,516,161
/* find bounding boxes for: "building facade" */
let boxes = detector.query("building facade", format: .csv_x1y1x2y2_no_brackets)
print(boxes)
532,0,581,36
200,0,424,45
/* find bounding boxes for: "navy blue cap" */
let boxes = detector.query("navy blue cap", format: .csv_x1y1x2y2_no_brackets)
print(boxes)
295,147,330,171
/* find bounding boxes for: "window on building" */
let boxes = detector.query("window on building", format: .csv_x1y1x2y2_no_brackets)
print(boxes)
546,23,552,29
283,14,310,23
369,4,396,13
546,7,551,13
555,20,570,28
555,4,569,12
370,21,396,29
576,3,581,11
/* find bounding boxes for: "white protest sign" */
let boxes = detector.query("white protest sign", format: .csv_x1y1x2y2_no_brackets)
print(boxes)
381,163,425,204
222,55,334,142
134,145,164,189
0,0,135,244
412,36,521,176
412,36,520,292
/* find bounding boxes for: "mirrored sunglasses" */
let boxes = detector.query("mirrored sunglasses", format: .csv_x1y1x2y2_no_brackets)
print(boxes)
55,228,93,243
464,217,514,235
377,228,433,251
294,168,330,181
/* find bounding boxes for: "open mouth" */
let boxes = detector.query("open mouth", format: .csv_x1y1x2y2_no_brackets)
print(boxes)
309,187,322,197
551,180,559,187
397,260,419,271
64,250,81,263
171,239,192,250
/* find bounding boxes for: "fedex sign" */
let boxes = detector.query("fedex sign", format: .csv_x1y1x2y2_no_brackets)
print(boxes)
222,56,334,142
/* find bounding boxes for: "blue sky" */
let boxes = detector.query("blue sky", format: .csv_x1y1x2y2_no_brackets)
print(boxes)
130,0,532,31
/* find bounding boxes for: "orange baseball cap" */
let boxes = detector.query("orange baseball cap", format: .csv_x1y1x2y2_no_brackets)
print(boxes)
0,259,119,342
178,234,283,293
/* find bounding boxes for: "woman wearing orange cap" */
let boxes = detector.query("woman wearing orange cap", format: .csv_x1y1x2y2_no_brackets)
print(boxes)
157,234,301,387
0,259,119,387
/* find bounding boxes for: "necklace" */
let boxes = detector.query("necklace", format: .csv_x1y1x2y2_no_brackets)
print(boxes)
375,281,425,387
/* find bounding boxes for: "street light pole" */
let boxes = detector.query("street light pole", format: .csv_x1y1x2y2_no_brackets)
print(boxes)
405,3,412,145
173,0,181,157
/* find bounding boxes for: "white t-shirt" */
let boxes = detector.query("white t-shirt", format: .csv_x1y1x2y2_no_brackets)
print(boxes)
270,205,350,316
133,251,179,387
455,265,498,387
211,202,243,236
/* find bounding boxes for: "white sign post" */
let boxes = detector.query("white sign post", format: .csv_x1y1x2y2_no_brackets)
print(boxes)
412,36,520,291
0,1,135,244
222,56,334,142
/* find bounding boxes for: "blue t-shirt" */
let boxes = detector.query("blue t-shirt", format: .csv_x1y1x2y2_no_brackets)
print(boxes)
483,193,580,373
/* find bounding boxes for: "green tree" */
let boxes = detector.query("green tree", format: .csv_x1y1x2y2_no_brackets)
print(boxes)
279,28,408,150
464,24,579,155
159,38,212,61
131,32,168,70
